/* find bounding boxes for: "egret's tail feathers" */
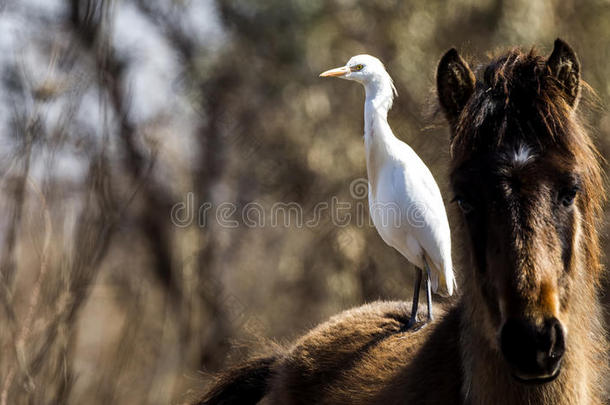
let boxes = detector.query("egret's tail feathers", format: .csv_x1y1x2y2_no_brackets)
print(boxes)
434,270,456,297
425,255,455,297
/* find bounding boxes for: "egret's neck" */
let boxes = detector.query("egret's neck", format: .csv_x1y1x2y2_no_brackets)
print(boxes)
363,75,396,145
361,74,397,188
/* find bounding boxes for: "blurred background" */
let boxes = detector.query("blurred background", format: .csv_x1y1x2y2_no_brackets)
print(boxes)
0,0,608,403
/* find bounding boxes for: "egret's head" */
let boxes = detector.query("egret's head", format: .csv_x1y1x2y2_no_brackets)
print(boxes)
320,54,396,95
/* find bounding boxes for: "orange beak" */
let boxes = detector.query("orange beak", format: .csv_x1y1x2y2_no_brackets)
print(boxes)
319,66,350,77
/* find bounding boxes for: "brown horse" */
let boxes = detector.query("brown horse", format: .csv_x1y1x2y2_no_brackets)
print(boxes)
198,39,608,405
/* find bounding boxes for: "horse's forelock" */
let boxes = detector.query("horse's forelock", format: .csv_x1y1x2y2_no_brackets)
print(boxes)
450,49,585,162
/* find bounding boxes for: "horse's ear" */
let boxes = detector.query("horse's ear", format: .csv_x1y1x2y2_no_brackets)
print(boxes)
437,48,475,128
547,38,580,108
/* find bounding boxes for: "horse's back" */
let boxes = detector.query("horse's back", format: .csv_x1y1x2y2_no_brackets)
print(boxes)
266,300,463,404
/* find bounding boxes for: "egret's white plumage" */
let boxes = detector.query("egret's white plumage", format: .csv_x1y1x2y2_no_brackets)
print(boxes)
321,55,455,322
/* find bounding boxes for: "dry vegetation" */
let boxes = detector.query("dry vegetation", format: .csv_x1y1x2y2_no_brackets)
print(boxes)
0,0,608,403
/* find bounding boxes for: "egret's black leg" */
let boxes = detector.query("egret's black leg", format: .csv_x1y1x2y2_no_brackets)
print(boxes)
405,267,422,330
423,258,434,322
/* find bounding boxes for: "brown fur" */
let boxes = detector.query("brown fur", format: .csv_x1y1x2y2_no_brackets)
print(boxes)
198,40,608,405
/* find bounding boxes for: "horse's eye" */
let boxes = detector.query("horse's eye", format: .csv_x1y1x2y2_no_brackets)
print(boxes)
559,188,578,207
453,196,474,214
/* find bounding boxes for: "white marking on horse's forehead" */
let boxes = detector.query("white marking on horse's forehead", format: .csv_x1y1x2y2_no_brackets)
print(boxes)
512,144,536,167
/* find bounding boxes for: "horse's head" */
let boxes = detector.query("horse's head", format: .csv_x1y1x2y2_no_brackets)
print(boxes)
437,40,604,384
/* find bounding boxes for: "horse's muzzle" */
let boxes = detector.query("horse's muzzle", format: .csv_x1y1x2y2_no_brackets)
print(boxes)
500,317,565,384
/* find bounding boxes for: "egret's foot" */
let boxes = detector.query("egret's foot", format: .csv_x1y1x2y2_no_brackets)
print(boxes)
403,316,426,332
421,316,432,329
413,321,427,332
404,316,418,330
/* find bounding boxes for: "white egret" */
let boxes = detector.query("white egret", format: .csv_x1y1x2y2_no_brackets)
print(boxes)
320,55,455,327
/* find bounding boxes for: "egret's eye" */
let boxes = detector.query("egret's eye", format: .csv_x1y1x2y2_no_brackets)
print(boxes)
453,196,474,214
352,64,364,71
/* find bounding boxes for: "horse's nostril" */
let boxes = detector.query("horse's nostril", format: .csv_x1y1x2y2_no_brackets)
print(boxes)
500,317,564,383
544,318,565,363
